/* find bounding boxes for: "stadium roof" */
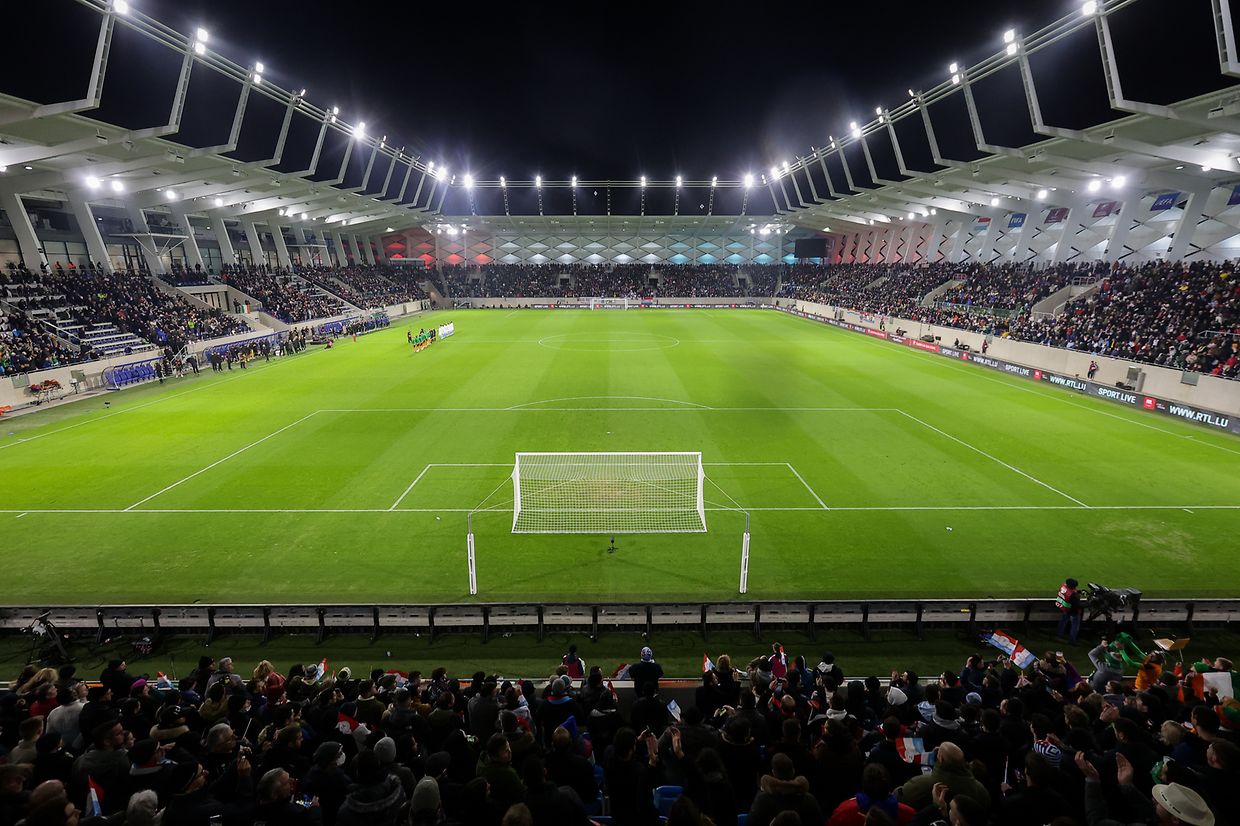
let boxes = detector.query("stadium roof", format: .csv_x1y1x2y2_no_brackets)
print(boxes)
2,0,1240,259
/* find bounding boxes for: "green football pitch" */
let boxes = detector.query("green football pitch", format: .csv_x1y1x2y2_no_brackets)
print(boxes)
2,308,1238,605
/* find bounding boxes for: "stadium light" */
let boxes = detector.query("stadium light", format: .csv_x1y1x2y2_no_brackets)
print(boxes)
113,0,129,14
822,226,831,232
770,166,779,179
500,176,506,188
948,62,959,74
952,73,961,85
436,166,447,180
571,175,577,187
463,174,474,189
1082,0,1098,14
675,175,682,187
0,166,7,173
990,197,999,206
1007,42,1018,56
1111,175,1126,189
908,88,915,98
278,208,285,216
908,212,915,219
535,175,542,188
165,189,178,200
353,121,365,138
193,27,208,55
1202,164,1212,172
300,212,307,220
1003,28,1015,43
110,180,125,193
214,197,224,207
1087,179,1102,192
640,176,647,187
711,176,718,187
298,88,306,97
875,107,882,116
743,173,754,188
782,160,790,170
930,208,937,215
85,175,101,190
850,122,862,139
1037,188,1049,200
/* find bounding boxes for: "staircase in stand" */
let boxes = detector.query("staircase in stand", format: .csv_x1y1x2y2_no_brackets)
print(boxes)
77,323,155,357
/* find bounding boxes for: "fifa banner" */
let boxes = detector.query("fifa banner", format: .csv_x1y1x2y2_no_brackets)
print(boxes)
437,322,455,339
1151,192,1180,211
1229,184,1240,207
777,307,1240,435
1008,213,1027,229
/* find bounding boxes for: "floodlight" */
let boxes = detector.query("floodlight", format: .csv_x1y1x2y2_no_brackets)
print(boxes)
743,173,754,188
1006,43,1018,56
110,180,124,193
194,41,206,55
875,107,882,115
1202,165,1212,172
354,121,365,138
0,166,6,173
196,27,209,43
908,88,915,98
1036,189,1048,200
436,166,447,180
1003,29,1015,43
500,176,506,187
299,88,306,97
165,189,178,200
822,226,831,232
300,213,307,220
114,0,129,14
278,208,286,216
85,175,101,190
253,73,262,85
571,175,578,187
640,176,647,187
711,176,718,187
952,73,961,85
386,227,394,232
675,175,682,187
214,197,224,207
850,123,862,139
908,212,915,219
990,197,999,206
535,175,542,188
948,62,958,74
463,174,474,189
930,208,937,215
1112,175,1126,189
255,62,265,74
1087,179,1102,192
1082,0,1097,14
770,166,779,178
782,160,790,170
332,106,339,115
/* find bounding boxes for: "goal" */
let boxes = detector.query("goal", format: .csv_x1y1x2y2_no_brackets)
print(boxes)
511,452,705,533
589,297,631,309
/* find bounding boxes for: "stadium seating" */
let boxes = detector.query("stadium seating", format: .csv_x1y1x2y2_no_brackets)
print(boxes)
2,642,1233,825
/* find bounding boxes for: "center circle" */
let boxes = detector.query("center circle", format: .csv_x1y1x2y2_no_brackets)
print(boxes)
537,333,681,352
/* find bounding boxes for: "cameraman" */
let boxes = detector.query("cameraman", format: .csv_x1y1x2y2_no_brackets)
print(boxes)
1055,578,1083,645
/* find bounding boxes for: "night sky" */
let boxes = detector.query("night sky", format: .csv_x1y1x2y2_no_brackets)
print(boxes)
4,0,1233,216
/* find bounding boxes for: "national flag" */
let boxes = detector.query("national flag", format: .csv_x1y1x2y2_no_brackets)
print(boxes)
895,737,935,767
336,711,361,735
86,777,104,818
667,699,682,723
703,654,715,673
983,629,1038,669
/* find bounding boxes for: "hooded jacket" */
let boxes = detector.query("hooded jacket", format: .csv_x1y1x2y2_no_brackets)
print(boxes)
334,775,406,826
747,773,824,826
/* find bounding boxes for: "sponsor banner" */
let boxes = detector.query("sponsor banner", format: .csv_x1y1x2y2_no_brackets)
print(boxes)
1151,192,1180,211
777,306,1240,435
1045,207,1069,224
973,216,992,233
1230,184,1240,207
1093,201,1119,219
1008,213,1027,229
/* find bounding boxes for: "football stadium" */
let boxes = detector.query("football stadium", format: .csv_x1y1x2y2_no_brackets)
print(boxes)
1,1,1240,824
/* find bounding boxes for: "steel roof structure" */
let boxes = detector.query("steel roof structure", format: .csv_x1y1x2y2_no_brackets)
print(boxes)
2,0,1240,269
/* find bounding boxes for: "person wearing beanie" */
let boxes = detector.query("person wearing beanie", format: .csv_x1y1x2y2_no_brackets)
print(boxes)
303,742,350,826
373,736,416,798
335,750,406,826
628,647,664,698
409,776,442,826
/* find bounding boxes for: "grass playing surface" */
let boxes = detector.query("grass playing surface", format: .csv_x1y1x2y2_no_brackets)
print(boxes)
2,307,1238,605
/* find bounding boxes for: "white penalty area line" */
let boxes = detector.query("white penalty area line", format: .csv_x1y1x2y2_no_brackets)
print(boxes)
785,463,830,510
123,411,322,511
894,408,1090,509
4,504,1239,514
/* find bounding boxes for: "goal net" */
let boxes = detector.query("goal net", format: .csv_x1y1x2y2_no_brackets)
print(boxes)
589,297,631,309
512,452,705,534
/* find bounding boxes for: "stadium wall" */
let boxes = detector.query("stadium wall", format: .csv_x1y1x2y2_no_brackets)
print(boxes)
780,299,1240,419
449,297,767,308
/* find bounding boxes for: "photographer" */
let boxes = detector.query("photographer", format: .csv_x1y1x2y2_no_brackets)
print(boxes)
1055,578,1084,645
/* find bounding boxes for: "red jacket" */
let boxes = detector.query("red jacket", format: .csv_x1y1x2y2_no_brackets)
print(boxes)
828,795,915,826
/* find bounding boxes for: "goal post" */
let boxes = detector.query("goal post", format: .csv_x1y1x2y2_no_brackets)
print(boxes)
589,297,631,309
511,451,705,534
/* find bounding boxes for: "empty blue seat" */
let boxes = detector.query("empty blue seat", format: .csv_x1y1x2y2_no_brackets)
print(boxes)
653,786,682,818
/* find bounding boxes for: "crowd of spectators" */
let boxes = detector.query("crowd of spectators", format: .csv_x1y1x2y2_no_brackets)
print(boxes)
1,641,1235,826
0,310,80,376
219,267,345,323
442,263,797,300
298,267,426,308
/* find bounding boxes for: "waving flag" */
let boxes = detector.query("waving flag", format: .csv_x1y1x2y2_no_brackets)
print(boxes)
703,654,715,673
896,737,935,768
86,777,105,818
983,629,1037,669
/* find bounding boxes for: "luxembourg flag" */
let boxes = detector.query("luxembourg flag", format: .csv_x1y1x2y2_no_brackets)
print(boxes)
703,654,716,673
983,629,1037,669
86,776,105,817
895,737,935,767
